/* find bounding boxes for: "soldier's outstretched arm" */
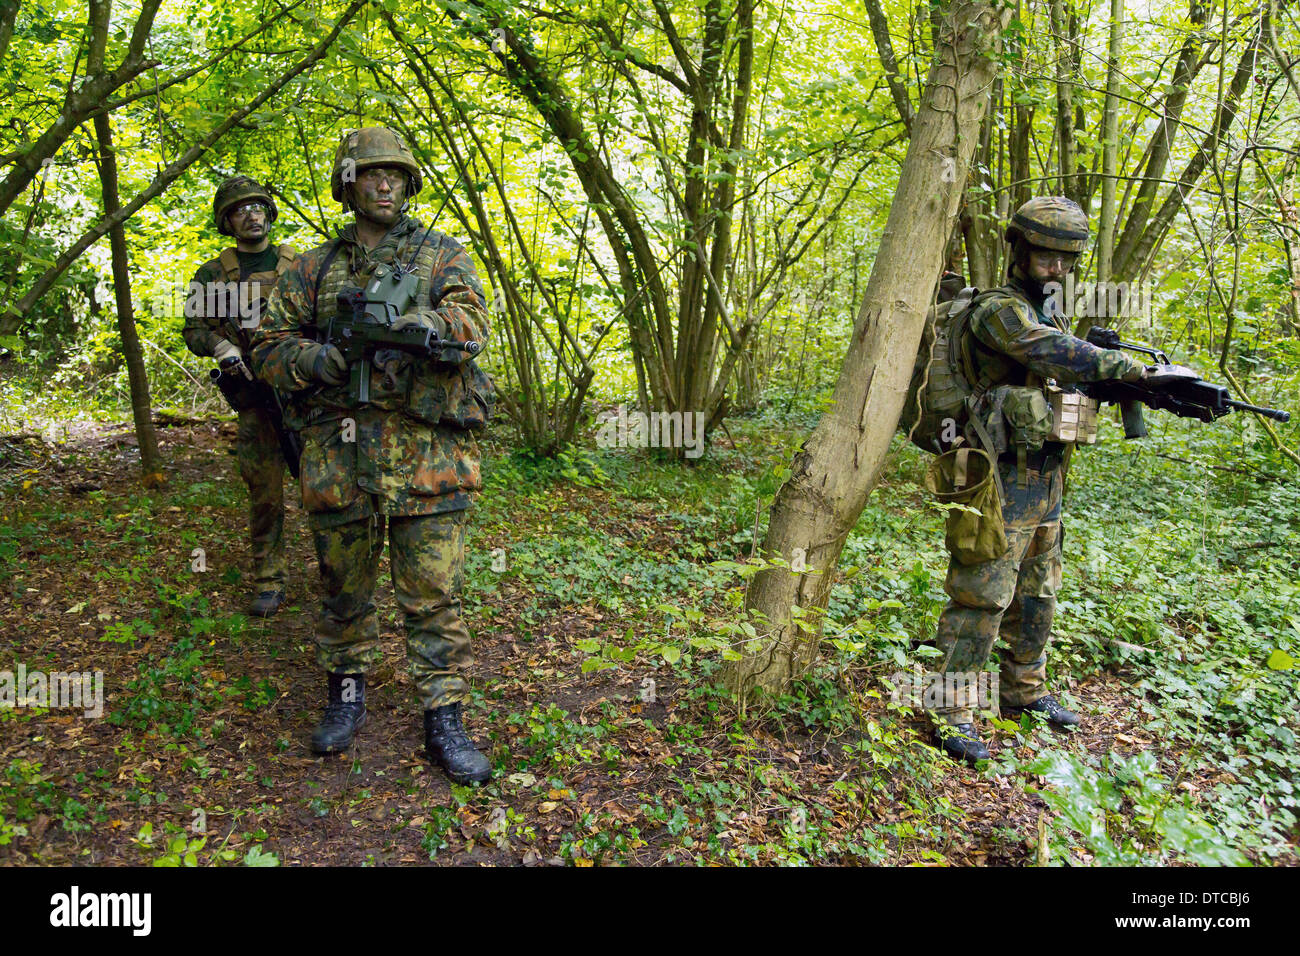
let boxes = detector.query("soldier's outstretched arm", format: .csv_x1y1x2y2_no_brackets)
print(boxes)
250,259,331,391
970,299,1145,384
410,236,490,362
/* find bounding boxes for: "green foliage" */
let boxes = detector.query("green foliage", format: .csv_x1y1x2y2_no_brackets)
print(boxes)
1024,749,1250,866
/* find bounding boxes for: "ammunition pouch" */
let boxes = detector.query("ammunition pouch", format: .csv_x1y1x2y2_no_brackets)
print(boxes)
1046,383,1099,444
925,447,1008,565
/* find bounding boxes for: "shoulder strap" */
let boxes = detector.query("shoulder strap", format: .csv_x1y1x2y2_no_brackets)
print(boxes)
951,289,993,398
275,244,298,276
311,240,346,327
218,248,240,282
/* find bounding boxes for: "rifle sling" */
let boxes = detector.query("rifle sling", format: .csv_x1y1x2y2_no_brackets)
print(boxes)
311,239,346,333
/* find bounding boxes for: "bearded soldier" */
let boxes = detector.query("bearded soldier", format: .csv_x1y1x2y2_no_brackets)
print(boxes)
930,197,1150,765
184,176,297,618
250,127,494,785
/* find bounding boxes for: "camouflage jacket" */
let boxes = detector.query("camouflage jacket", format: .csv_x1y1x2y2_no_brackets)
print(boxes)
963,270,1145,391
183,245,296,359
250,216,491,527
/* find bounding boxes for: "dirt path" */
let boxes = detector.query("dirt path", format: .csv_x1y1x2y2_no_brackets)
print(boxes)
0,418,1163,866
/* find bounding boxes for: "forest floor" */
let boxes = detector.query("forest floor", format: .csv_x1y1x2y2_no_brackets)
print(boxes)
0,410,1295,866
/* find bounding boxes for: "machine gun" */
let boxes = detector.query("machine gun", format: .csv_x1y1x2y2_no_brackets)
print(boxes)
326,254,481,405
1082,327,1290,438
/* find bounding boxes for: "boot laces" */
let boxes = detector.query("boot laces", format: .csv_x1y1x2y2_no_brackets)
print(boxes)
321,700,362,728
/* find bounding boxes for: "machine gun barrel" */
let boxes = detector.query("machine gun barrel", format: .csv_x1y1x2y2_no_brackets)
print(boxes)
1084,327,1290,429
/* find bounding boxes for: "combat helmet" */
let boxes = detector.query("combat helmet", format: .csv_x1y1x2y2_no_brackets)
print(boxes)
1005,196,1089,252
213,176,277,236
330,127,423,211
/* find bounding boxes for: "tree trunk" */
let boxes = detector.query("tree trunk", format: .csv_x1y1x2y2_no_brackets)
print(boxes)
1049,0,1078,201
0,0,20,68
722,0,1011,698
88,0,162,483
1095,0,1124,286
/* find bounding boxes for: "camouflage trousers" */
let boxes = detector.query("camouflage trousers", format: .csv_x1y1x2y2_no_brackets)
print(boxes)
236,406,286,590
931,457,1064,725
311,507,472,709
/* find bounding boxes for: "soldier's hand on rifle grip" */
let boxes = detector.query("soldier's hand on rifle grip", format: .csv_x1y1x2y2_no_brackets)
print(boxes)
296,342,348,387
213,339,242,365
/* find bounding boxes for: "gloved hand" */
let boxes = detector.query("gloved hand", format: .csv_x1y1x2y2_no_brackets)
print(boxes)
295,343,348,386
213,339,242,364
392,312,448,340
1120,362,1147,384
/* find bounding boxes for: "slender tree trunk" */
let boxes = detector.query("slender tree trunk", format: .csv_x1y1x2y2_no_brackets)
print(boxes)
1096,0,1123,285
1050,0,1078,201
1112,28,1262,283
722,0,1011,698
0,0,20,67
88,0,161,483
95,111,163,483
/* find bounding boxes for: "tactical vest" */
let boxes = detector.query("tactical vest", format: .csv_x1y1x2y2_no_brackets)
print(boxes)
204,244,298,351
297,233,494,431
217,244,298,286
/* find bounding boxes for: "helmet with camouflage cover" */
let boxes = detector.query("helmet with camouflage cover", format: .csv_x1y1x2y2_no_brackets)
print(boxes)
213,176,277,236
1005,196,1089,252
330,127,423,211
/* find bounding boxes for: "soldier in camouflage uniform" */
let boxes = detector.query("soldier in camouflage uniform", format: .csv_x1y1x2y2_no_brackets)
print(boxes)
184,177,297,618
250,127,494,784
931,197,1150,765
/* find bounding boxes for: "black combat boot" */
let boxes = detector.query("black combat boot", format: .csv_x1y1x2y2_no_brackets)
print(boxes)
311,672,366,754
1004,694,1080,728
933,722,990,766
424,703,492,785
249,590,285,618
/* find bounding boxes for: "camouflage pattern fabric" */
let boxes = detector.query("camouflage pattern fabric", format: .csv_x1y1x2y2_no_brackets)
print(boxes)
1005,196,1089,252
236,405,287,590
183,245,291,592
182,246,282,358
250,214,489,703
930,266,1141,725
313,510,472,709
250,215,490,530
962,273,1145,392
932,456,1062,724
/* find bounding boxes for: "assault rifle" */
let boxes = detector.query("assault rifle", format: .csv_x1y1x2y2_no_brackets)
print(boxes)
1081,327,1290,438
326,257,481,405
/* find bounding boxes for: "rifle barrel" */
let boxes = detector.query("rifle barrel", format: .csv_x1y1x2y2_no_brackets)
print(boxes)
1225,399,1290,422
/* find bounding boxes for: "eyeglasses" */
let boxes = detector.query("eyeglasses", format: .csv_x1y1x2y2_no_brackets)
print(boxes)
1028,249,1079,270
357,168,404,188
230,202,268,220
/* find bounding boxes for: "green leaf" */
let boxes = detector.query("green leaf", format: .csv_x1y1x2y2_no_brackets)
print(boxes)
1266,648,1297,671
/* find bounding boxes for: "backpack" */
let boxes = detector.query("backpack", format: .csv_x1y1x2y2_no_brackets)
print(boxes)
900,286,989,454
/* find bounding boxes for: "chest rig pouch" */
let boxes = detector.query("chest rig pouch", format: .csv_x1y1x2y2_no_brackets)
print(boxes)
217,245,297,341
1045,383,1099,444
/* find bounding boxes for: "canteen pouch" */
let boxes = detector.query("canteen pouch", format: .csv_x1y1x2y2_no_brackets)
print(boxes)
998,386,1053,450
925,446,1008,565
